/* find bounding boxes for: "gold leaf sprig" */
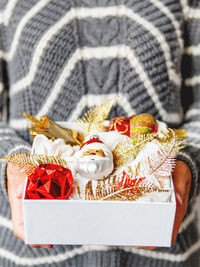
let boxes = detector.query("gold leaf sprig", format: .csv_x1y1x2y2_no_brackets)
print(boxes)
77,98,118,136
82,176,168,201
135,129,179,179
113,133,158,168
1,153,36,176
98,184,169,201
31,154,69,169
1,153,69,176
113,139,137,168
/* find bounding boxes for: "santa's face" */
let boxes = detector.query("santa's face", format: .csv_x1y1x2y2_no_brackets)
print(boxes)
81,148,105,158
76,149,113,180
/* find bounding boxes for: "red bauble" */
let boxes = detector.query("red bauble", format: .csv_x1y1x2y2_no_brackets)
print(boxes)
25,164,73,199
108,117,130,136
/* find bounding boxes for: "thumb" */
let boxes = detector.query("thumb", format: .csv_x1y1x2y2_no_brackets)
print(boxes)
172,161,190,207
16,180,26,199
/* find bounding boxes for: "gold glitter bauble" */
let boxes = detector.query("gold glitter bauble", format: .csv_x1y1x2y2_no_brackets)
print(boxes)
130,113,157,138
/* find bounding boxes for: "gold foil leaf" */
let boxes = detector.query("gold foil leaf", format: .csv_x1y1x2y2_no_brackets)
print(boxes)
23,113,83,146
113,139,137,168
77,98,118,135
83,172,169,201
113,133,158,168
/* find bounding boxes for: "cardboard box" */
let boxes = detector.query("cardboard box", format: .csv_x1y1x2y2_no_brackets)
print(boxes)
22,177,176,246
22,121,176,246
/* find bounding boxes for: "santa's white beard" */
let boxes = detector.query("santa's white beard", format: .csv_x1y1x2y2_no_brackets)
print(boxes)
76,155,113,180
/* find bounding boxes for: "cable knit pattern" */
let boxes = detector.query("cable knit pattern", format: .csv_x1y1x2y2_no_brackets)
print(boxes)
0,0,200,266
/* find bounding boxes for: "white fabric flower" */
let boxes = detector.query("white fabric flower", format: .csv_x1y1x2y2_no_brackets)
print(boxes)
31,134,75,158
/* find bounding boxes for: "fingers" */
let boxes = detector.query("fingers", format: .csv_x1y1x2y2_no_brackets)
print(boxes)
13,222,25,241
10,192,25,241
134,246,157,250
172,161,191,190
11,197,53,248
30,245,53,248
173,162,187,203
16,180,25,199
7,164,53,249
171,161,191,245
172,160,191,210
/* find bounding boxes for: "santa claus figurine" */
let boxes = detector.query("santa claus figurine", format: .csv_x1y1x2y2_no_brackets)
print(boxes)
74,136,114,180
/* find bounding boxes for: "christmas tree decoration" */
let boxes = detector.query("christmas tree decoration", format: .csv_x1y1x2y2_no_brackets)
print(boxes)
2,153,69,171
108,116,130,136
1,99,187,203
1,153,72,200
77,98,117,136
80,171,168,201
26,164,73,199
22,112,84,146
130,113,158,138
2,153,36,176
113,132,158,168
75,137,114,180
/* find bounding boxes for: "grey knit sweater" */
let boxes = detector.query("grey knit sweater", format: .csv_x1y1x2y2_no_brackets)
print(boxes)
0,0,200,266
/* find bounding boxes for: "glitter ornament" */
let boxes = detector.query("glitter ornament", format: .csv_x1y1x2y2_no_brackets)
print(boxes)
130,113,157,138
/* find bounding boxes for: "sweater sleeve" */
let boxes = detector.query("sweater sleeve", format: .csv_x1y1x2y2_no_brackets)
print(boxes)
176,0,200,203
0,23,31,198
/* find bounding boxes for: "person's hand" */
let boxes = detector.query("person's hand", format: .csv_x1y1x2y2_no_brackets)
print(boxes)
134,160,192,250
171,160,191,244
7,163,52,248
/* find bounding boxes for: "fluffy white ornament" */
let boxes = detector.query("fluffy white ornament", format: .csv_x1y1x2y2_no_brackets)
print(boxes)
157,120,170,139
31,134,75,158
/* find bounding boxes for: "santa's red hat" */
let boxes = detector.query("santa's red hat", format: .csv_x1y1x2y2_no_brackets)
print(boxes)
80,138,103,149
80,137,112,158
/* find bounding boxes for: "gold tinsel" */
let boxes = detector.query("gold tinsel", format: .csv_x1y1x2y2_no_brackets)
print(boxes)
77,98,118,135
1,153,69,176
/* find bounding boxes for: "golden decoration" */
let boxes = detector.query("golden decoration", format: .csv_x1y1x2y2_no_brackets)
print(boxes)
1,153,36,176
113,133,158,168
130,113,157,137
77,98,118,136
173,129,187,151
113,138,137,168
82,175,169,201
108,117,129,134
1,153,69,176
31,153,69,169
77,185,81,199
22,113,84,146
134,128,186,179
85,180,95,200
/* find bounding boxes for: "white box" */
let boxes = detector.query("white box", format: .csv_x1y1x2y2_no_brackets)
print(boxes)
22,177,176,247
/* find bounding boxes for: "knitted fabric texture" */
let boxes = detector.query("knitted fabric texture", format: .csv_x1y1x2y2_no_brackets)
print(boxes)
0,0,200,266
